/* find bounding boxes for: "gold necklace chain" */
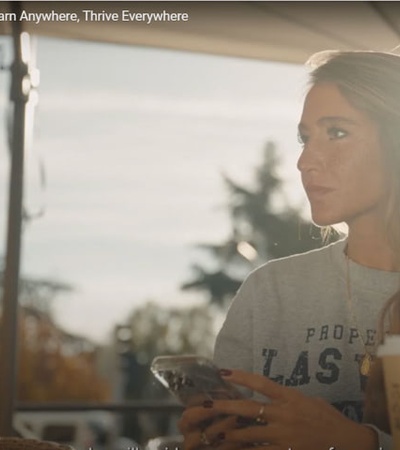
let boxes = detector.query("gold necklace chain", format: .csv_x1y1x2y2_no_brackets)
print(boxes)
345,253,373,376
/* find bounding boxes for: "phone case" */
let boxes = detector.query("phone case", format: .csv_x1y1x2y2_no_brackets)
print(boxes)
150,355,243,406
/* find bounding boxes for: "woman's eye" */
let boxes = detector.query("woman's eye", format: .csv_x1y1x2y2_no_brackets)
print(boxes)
297,131,308,145
327,127,347,140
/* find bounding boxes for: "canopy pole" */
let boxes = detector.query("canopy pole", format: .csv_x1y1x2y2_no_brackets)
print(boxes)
0,1,32,435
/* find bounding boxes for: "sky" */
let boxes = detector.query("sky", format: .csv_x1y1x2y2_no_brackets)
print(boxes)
0,33,310,344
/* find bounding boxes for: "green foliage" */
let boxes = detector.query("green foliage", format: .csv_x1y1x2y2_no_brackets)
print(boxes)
181,266,242,307
127,301,215,360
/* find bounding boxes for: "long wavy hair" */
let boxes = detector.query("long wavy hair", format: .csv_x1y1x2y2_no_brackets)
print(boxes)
307,50,400,432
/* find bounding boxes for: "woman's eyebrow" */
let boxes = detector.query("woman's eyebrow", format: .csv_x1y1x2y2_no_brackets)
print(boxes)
318,116,359,126
298,116,359,131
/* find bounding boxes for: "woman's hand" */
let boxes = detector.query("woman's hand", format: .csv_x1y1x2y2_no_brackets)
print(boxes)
188,369,379,450
178,410,241,450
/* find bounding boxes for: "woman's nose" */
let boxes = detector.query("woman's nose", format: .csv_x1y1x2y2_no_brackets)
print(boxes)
297,147,310,173
297,141,323,173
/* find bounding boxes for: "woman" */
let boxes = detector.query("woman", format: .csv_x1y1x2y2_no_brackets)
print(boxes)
179,50,400,450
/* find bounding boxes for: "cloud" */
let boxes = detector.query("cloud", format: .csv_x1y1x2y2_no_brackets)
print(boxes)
38,90,301,123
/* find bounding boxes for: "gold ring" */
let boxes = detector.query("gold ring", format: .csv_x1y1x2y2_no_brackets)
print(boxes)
200,431,211,446
255,403,266,424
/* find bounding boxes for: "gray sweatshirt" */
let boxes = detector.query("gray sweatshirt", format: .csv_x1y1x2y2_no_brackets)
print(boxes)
214,239,398,449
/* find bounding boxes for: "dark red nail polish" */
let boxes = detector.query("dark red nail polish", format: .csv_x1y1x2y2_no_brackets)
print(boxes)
203,400,213,408
219,368,232,376
236,416,250,426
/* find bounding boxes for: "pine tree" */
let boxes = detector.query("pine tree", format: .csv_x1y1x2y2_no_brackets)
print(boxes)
181,141,338,307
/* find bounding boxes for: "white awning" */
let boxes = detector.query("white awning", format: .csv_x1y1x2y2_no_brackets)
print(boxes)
0,2,399,63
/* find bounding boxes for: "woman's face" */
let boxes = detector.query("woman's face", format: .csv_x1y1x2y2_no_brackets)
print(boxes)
297,82,388,229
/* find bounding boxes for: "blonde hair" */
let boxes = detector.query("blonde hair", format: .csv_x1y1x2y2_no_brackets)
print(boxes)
307,50,400,430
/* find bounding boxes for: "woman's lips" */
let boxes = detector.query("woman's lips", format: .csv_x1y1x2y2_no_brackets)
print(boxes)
305,185,335,196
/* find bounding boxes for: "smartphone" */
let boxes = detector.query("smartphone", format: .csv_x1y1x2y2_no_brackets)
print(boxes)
150,355,244,406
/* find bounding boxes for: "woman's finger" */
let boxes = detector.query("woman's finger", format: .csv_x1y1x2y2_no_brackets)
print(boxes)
203,415,238,438
220,369,293,400
182,429,205,450
204,399,281,424
223,424,278,445
178,406,219,433
181,415,240,450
